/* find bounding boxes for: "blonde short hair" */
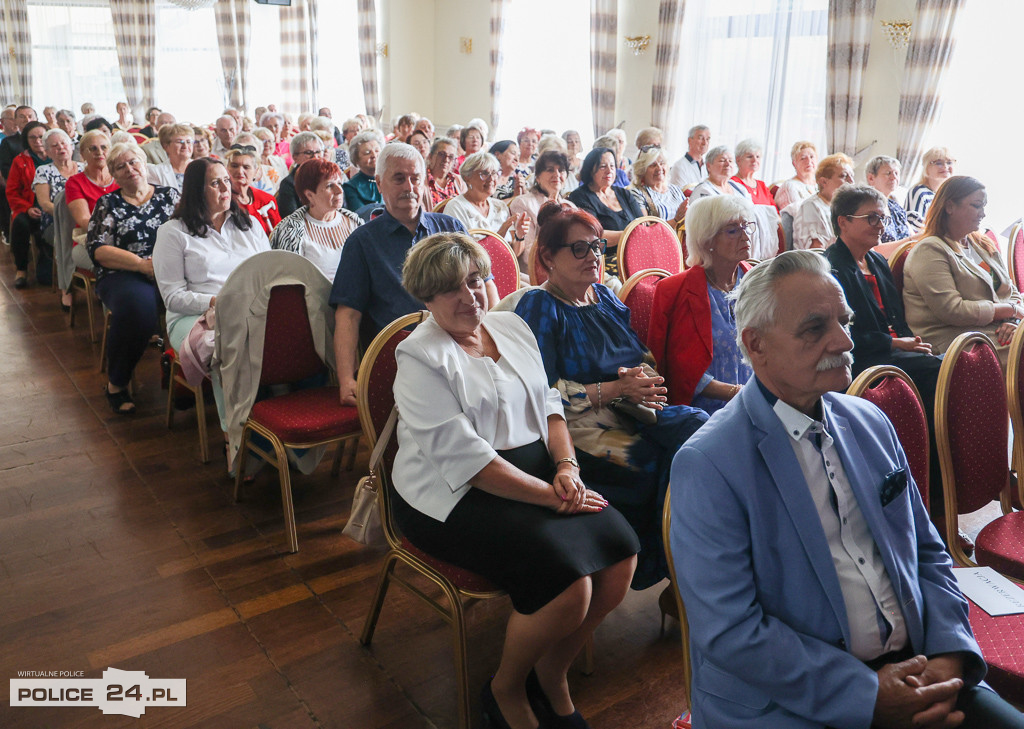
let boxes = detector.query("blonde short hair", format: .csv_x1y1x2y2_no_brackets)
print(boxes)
79,129,110,155
815,153,853,183
402,232,492,302
790,140,817,160
159,123,196,148
106,141,146,175
632,147,669,183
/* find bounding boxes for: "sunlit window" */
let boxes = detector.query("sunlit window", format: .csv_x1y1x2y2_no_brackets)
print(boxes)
153,1,222,124
316,1,366,119
667,0,828,182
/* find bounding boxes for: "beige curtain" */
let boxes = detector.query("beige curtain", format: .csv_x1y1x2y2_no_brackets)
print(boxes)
650,0,687,136
109,0,157,116
357,0,381,119
826,0,876,156
896,0,964,181
489,0,511,137
215,0,251,111
280,0,320,115
0,0,32,102
589,0,618,138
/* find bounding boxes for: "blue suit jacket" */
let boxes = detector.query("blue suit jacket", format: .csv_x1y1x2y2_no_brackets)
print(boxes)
670,378,984,729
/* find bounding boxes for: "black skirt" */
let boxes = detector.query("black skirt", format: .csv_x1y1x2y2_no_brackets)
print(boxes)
392,439,640,614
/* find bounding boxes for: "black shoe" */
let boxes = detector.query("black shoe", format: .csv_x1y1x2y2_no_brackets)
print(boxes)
525,671,590,729
104,386,136,415
14,274,27,289
481,680,514,729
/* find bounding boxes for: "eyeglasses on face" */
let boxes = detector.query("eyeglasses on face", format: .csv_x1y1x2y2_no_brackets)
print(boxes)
719,222,757,237
559,238,608,259
475,169,499,180
846,212,891,227
929,159,955,167
113,158,143,173
639,144,661,153
296,148,324,159
172,138,194,147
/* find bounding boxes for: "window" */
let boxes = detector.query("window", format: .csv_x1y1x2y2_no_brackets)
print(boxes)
494,0,594,147
668,0,828,182
316,1,366,119
154,1,222,124
28,0,123,118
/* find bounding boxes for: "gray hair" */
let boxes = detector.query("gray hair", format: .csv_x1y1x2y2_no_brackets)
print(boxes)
632,147,669,183
349,129,384,166
705,145,732,168
341,117,362,135
605,128,627,146
309,115,334,133
428,136,457,158
593,134,619,151
731,250,836,363
830,184,887,233
459,151,500,181
735,139,762,159
536,134,567,156
56,108,76,123
466,117,489,140
252,127,274,143
43,128,72,149
634,126,663,149
232,131,259,148
258,111,283,128
289,130,324,160
866,154,901,177
110,130,136,146
106,141,146,175
688,124,709,139
377,141,425,178
686,195,757,268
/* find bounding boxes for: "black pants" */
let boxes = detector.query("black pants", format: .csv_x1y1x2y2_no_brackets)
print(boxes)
96,272,161,388
10,212,51,283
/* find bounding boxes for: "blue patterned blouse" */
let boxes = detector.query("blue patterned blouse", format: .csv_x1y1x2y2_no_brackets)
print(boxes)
691,277,752,415
881,197,911,243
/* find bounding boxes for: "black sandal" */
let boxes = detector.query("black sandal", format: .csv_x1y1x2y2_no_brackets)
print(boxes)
105,386,136,415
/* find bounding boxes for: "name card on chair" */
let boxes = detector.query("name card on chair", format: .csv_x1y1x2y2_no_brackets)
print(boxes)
955,567,1024,616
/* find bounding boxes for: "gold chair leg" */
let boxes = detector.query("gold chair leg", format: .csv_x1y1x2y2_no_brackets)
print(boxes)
193,379,209,464
330,441,344,477
68,287,76,328
360,552,398,646
99,309,110,373
84,280,97,343
443,579,473,729
233,425,250,502
270,435,299,553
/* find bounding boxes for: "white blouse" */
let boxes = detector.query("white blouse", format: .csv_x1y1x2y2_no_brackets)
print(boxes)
153,216,271,331
790,194,835,250
444,193,511,234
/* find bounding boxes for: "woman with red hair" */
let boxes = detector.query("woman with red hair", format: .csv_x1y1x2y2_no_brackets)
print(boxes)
510,202,708,590
269,158,362,282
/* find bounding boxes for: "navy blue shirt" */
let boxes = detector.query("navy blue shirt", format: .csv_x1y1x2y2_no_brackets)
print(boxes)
330,209,467,343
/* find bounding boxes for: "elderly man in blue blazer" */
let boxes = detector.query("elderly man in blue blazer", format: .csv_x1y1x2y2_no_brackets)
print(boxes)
670,250,1024,728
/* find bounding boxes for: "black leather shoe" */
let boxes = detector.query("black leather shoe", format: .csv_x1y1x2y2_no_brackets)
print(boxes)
481,680,514,729
525,671,590,729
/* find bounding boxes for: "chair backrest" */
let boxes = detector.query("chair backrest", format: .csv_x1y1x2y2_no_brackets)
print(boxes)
780,209,794,251
618,268,671,348
1008,221,1024,293
259,284,326,385
662,489,692,710
935,332,1011,523
469,229,521,299
1005,324,1024,510
356,311,429,549
847,365,930,509
887,240,916,295
618,216,683,280
529,243,548,286
432,197,450,213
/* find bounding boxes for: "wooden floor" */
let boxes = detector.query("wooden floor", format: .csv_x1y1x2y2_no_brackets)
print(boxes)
0,249,688,729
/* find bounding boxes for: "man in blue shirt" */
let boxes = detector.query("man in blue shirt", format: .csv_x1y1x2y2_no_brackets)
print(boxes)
331,142,467,406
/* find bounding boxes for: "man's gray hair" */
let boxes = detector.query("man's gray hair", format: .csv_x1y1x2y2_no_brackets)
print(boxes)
685,195,757,268
688,124,709,138
56,109,76,123
376,141,425,179
731,250,835,363
866,154,901,177
289,130,324,159
735,138,763,159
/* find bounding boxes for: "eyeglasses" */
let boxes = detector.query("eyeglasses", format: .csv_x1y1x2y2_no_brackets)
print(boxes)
846,212,891,227
230,144,256,155
208,177,231,190
639,144,661,153
559,238,607,259
171,138,194,147
475,170,499,180
113,158,143,173
295,148,325,159
929,159,955,167
719,222,757,237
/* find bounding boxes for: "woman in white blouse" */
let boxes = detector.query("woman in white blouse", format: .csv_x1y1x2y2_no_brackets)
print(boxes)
146,123,194,192
772,140,818,210
443,151,529,243
393,232,637,729
790,152,854,250
154,157,270,354
688,146,735,201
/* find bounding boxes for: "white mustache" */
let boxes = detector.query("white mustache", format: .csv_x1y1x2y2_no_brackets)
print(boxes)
816,352,854,372
398,192,418,200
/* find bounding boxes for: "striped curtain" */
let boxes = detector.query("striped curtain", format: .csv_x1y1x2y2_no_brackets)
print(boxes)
0,0,32,102
279,0,320,115
896,0,964,181
650,0,687,135
589,0,618,138
215,0,251,111
357,0,381,119
825,0,876,157
489,0,511,137
110,0,157,115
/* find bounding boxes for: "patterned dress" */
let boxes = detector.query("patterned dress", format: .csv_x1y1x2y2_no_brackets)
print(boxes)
86,186,179,282
514,284,708,589
881,197,912,243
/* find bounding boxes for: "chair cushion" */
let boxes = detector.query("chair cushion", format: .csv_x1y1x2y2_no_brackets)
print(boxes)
401,537,501,593
975,511,1024,582
967,591,1024,702
623,277,660,347
249,387,361,444
621,221,682,278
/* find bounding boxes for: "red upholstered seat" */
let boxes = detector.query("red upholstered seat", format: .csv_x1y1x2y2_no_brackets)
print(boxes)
250,387,360,444
619,269,670,348
619,217,683,280
966,588,1024,701
975,511,1024,581
470,229,520,299
401,537,499,593
888,243,913,296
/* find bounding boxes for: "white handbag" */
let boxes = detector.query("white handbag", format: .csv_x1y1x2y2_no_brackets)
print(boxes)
342,405,398,546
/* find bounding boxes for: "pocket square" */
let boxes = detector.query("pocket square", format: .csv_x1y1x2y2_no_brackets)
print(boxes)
880,468,908,506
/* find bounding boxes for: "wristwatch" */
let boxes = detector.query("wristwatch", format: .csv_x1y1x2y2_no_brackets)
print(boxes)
555,457,580,469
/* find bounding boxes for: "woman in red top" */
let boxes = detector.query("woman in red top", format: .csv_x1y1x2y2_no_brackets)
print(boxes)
5,121,49,288
728,139,776,207
226,146,280,235
65,129,119,273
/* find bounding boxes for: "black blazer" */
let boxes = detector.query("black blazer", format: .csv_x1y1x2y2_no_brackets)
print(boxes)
825,238,914,365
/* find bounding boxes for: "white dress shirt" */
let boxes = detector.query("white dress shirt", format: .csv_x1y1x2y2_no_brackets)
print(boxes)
772,396,908,661
153,216,271,331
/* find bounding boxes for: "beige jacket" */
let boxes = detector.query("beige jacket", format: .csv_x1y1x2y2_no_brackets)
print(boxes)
902,235,1021,359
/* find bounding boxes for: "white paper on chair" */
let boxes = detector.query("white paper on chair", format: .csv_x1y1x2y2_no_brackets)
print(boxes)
954,567,1024,616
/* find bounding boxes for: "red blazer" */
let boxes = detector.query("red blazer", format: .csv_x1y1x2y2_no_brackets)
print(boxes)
648,265,713,406
5,151,38,218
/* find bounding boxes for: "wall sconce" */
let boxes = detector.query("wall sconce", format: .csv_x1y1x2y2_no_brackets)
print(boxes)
880,20,912,50
460,37,473,54
376,42,388,58
624,35,651,56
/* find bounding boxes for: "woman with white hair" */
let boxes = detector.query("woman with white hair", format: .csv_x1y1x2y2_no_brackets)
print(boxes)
905,146,954,233
648,195,756,414
689,146,736,201
631,148,687,228
34,128,83,230
443,151,529,242
773,141,818,210
561,129,583,176
309,115,350,171
342,130,383,210
147,123,194,192
866,154,912,246
604,128,631,185
727,139,781,260
253,127,288,191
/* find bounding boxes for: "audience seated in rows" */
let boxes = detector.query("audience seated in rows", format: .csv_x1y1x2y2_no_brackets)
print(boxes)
688,145,735,201
788,151,854,250
227,146,280,235
424,136,465,209
728,138,781,259
866,154,913,247
631,147,688,228
147,123,194,192
442,151,529,245
341,129,383,212
509,149,576,280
